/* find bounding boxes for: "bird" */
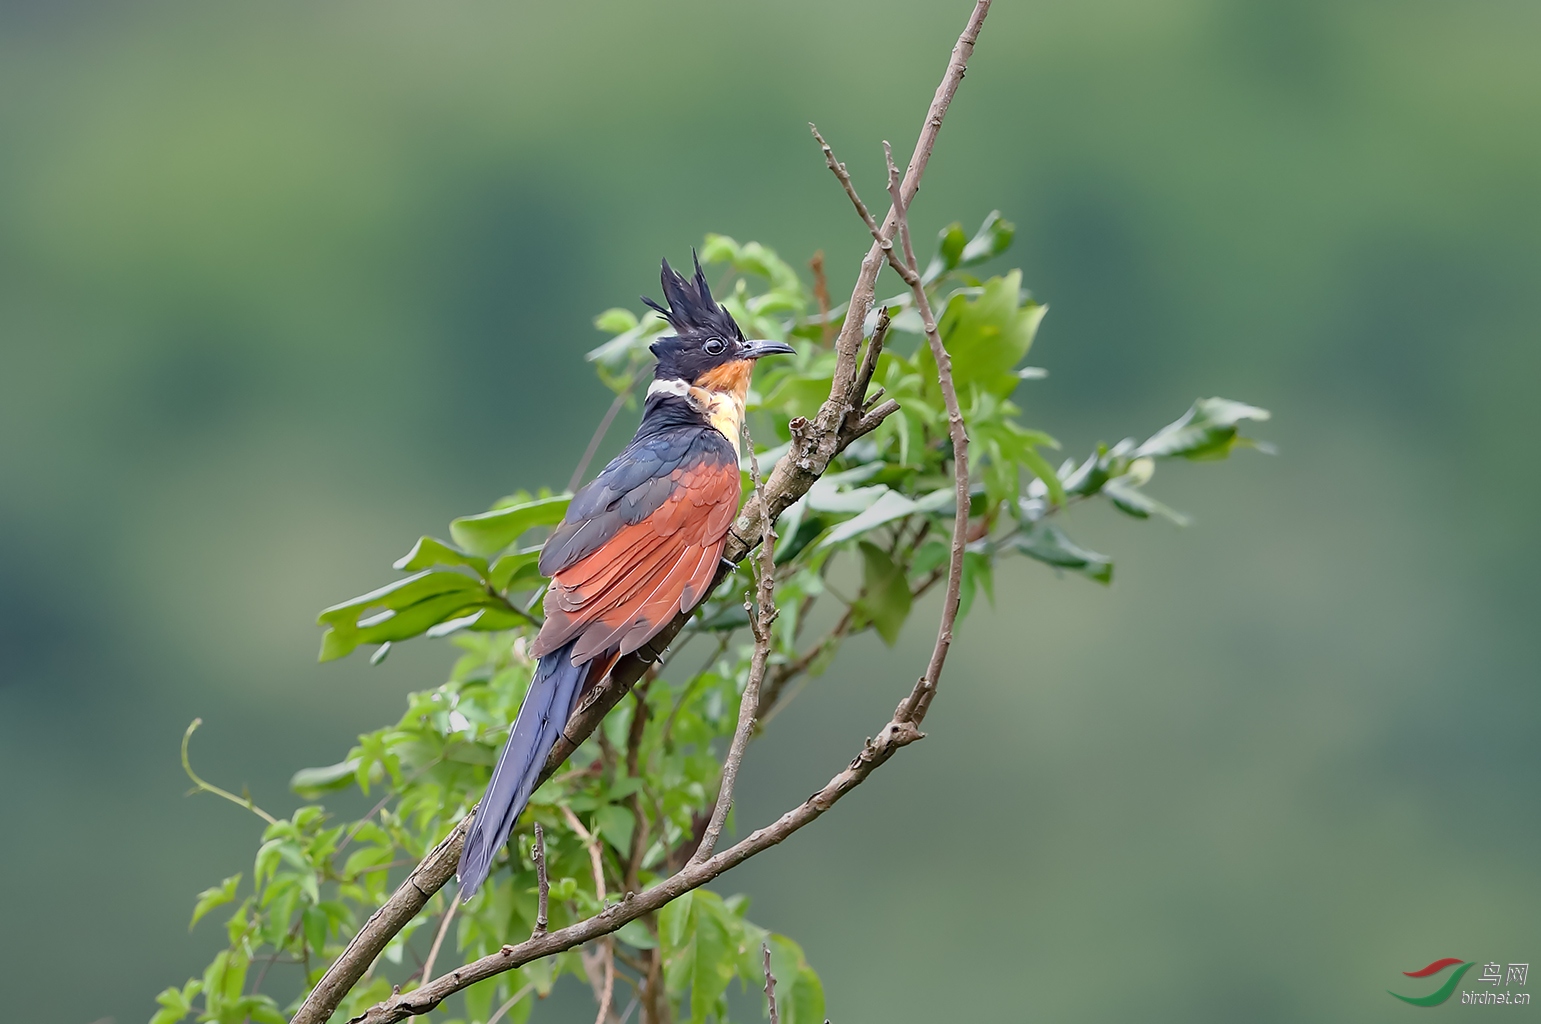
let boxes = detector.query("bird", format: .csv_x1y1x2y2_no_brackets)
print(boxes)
456,255,795,899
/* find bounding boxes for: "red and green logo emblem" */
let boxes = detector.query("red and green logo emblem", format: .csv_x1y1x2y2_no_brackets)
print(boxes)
1390,958,1473,1006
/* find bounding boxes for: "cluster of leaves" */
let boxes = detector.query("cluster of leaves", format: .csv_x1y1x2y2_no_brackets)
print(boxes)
156,216,1267,1024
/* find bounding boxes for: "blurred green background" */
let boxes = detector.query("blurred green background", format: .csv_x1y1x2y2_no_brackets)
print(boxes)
2,0,1537,1020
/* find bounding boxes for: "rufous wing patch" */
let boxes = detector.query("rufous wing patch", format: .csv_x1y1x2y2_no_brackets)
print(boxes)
531,451,741,661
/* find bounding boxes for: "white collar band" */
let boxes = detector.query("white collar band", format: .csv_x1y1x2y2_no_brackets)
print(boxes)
646,377,691,400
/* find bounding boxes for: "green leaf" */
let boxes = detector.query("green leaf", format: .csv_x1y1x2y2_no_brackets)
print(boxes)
189,874,241,930
925,271,1046,399
958,210,1015,267
595,803,635,858
1018,443,1067,508
1103,477,1190,525
703,234,803,295
818,489,950,549
488,548,544,591
318,571,483,628
1014,523,1113,584
317,569,489,661
660,890,738,1024
240,996,288,1024
392,536,488,577
957,548,994,621
200,948,248,1019
853,542,912,645
594,307,639,334
616,918,659,950
150,979,202,1024
450,494,572,557
921,221,968,281
303,905,328,959
289,758,360,798
1136,397,1271,461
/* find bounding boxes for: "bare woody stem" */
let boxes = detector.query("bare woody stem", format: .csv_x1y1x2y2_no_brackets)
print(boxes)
689,421,778,868
289,5,989,1021
418,895,458,988
762,943,780,1024
561,808,615,1024
568,371,643,494
531,822,548,937
813,130,973,724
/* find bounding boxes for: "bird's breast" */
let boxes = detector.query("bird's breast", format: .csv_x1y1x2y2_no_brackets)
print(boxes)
688,387,744,454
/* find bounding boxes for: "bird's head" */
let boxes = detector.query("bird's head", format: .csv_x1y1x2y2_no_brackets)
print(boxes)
644,255,795,397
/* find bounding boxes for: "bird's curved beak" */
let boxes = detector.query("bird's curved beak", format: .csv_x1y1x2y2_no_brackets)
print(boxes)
742,339,796,360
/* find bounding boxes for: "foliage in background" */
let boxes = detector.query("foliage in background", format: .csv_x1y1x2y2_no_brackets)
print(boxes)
155,218,1267,1024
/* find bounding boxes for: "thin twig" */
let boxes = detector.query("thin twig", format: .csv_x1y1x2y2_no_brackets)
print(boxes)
849,307,891,411
760,605,855,719
809,250,833,346
419,893,458,987
762,943,780,1024
562,807,615,1024
688,421,778,867
569,371,644,493
657,631,732,753
532,823,549,937
333,757,443,861
181,719,277,825
289,7,988,1019
484,984,535,1024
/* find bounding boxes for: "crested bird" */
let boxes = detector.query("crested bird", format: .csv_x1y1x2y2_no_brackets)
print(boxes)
456,256,795,899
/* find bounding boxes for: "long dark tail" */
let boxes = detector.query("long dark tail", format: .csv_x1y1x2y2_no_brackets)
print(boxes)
457,641,587,900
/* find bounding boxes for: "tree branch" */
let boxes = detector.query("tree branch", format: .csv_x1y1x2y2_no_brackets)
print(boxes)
290,5,989,1020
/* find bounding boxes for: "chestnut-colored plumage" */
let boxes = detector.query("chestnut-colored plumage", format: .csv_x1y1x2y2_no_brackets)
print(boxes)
457,256,794,899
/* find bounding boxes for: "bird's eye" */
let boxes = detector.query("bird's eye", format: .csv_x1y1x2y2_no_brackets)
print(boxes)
703,338,726,355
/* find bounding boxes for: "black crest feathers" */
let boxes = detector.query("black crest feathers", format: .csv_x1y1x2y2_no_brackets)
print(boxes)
642,253,743,341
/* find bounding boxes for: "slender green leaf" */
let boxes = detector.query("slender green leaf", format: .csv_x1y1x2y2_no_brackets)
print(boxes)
958,210,1015,267
289,758,360,798
819,489,949,549
488,548,543,591
1136,397,1271,461
1014,523,1113,584
450,494,572,557
392,536,488,576
189,874,241,930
